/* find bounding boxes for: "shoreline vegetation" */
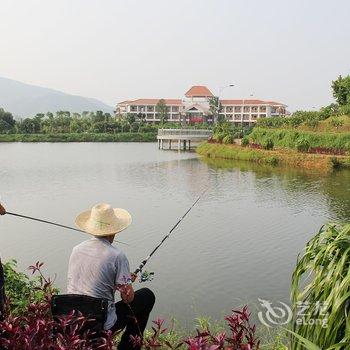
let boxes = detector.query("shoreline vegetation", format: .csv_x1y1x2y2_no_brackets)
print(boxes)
196,142,350,171
0,132,157,142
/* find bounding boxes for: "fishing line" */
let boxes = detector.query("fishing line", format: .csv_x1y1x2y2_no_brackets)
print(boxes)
3,211,129,246
134,188,208,281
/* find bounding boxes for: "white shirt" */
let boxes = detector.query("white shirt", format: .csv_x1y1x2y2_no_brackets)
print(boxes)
67,237,131,329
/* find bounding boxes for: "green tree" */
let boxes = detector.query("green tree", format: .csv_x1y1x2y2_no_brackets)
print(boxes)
332,75,350,106
208,96,222,123
137,112,146,124
17,118,40,134
0,108,15,133
126,113,136,124
155,99,168,124
92,110,105,123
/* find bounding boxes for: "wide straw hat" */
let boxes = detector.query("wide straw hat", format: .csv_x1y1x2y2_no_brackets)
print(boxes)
75,203,132,236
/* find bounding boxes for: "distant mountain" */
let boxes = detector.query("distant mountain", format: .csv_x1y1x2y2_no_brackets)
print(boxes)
0,77,114,117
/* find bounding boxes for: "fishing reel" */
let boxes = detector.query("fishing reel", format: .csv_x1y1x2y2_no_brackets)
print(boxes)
139,270,154,283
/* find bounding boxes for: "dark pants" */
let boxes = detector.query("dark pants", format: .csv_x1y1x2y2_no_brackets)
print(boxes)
111,288,155,350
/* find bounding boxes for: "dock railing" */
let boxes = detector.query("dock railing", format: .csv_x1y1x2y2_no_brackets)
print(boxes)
157,129,212,150
157,129,212,137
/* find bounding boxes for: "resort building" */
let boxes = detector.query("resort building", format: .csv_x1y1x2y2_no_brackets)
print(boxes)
115,85,287,125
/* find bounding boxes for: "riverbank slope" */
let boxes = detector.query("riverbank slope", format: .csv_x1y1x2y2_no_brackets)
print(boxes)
196,142,350,171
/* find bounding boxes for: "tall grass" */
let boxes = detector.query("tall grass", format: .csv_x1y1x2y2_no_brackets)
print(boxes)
249,128,350,152
196,142,350,170
291,223,350,350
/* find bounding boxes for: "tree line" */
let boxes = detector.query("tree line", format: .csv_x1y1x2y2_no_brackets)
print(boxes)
0,110,159,135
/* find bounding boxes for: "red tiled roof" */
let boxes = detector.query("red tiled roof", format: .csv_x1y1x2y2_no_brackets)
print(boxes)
221,99,285,106
185,86,213,98
119,99,183,106
265,101,285,106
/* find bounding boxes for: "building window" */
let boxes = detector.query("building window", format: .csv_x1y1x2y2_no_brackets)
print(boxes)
226,106,233,112
234,114,241,120
147,106,154,112
130,106,137,112
259,114,266,118
243,106,250,112
243,114,249,120
251,114,258,120
172,106,179,112
260,106,266,112
251,106,258,112
234,106,241,112
166,106,171,112
147,114,154,119
226,114,233,120
138,106,145,112
172,114,179,119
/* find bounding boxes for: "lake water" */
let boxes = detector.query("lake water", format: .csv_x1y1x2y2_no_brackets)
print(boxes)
0,142,349,327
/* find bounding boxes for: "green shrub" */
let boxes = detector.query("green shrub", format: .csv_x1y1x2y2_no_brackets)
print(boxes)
213,132,225,143
3,260,59,314
291,223,350,349
345,142,350,153
262,138,274,150
296,138,310,152
305,118,319,128
266,156,279,165
320,103,339,118
289,115,304,128
338,104,350,116
241,136,249,146
222,135,234,144
330,117,344,128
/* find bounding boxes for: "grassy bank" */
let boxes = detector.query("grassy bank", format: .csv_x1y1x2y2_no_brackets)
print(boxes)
0,132,157,142
197,142,350,171
249,127,350,153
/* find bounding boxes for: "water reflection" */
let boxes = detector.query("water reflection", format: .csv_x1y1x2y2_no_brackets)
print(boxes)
200,157,350,222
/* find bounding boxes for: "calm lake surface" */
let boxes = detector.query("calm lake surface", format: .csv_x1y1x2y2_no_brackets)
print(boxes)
1,142,350,326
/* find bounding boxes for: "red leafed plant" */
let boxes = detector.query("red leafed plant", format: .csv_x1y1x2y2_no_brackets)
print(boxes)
131,307,260,350
1,261,260,350
0,261,114,350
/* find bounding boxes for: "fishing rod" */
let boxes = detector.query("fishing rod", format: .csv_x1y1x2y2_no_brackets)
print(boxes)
1,208,128,246
134,188,207,282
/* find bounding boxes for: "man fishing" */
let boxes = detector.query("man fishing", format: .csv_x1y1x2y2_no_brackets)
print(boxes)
67,203,155,350
1,192,204,348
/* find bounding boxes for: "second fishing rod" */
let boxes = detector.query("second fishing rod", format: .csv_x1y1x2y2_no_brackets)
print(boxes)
134,188,207,282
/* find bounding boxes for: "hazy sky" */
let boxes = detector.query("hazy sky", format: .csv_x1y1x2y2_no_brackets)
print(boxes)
1,0,349,111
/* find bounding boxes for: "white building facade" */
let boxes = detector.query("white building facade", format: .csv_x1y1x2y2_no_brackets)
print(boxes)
115,86,287,125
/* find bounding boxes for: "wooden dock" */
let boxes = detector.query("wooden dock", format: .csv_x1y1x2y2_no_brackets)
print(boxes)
157,129,212,150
